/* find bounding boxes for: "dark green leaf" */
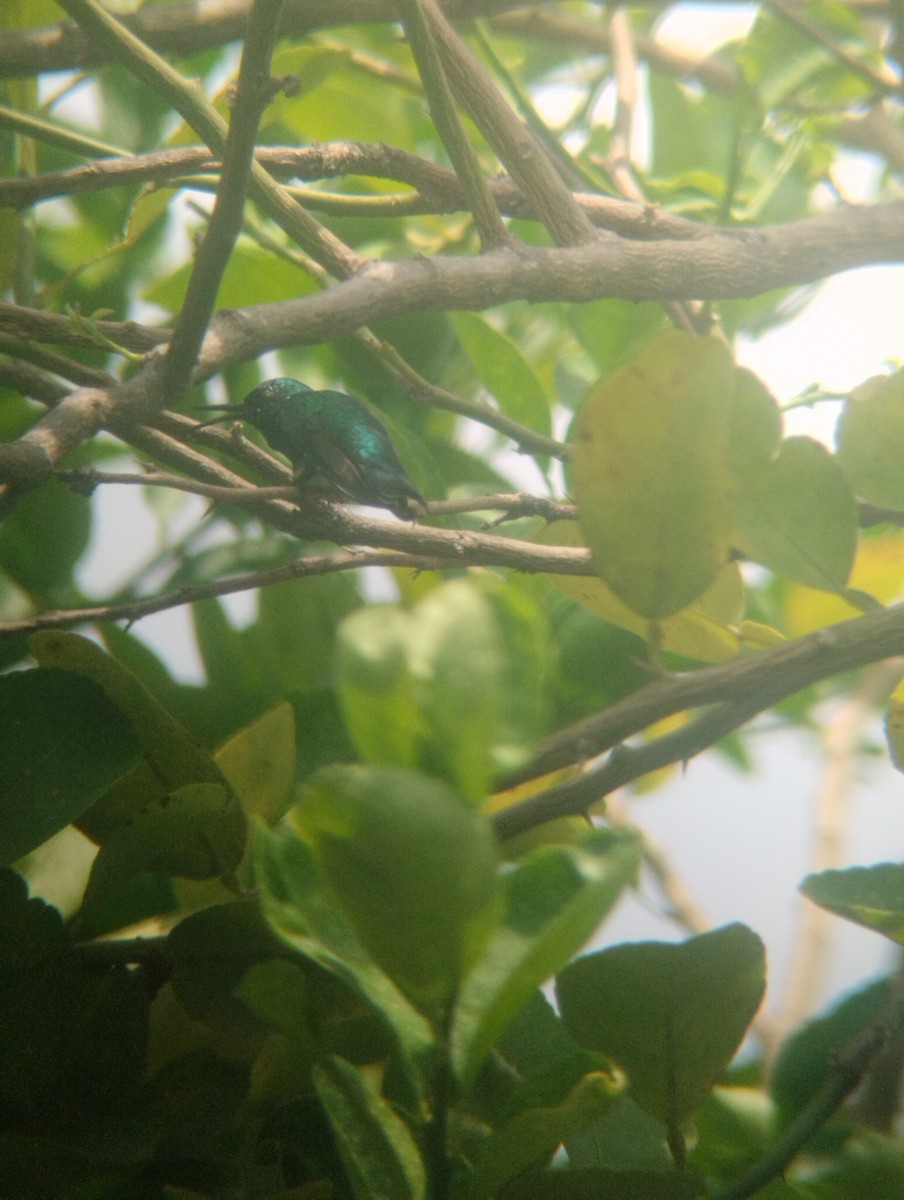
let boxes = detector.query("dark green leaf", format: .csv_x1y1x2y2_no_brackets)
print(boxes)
733,437,857,590
0,668,141,867
454,828,642,1085
556,925,766,1127
295,764,500,1010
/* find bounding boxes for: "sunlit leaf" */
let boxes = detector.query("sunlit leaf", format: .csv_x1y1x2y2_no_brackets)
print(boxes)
836,370,904,509
538,521,744,663
571,331,735,619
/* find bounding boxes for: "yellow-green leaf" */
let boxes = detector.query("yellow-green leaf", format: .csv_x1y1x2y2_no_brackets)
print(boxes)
571,331,735,619
537,521,743,663
836,370,904,508
215,702,296,825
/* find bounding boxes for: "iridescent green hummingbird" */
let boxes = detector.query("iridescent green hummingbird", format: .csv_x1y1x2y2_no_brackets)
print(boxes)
197,377,426,519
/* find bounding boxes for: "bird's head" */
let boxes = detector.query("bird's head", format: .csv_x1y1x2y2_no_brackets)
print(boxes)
194,378,312,433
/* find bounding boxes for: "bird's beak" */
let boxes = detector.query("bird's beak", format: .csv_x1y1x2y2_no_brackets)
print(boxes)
193,404,245,432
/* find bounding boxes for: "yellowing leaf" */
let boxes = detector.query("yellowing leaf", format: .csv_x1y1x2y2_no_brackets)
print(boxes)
215,703,296,825
836,370,904,508
536,521,743,663
571,331,735,619
783,533,904,637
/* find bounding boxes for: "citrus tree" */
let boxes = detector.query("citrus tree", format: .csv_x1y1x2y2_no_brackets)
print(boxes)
2,2,904,1197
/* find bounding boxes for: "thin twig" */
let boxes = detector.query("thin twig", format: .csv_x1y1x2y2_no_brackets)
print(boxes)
493,600,904,835
57,0,361,279
0,103,128,159
0,334,116,389
605,9,702,335
398,0,509,248
0,142,716,243
0,548,459,636
420,0,598,246
765,0,900,96
713,1020,893,1200
163,0,286,397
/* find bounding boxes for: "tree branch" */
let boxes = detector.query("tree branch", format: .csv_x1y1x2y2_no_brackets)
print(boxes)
0,142,708,244
163,0,285,397
2,199,901,495
398,0,510,248
713,1019,894,1200
0,0,529,78
191,201,904,374
492,599,904,837
420,0,598,246
57,0,361,280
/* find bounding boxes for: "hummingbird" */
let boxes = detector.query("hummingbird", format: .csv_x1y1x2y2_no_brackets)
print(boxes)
196,377,426,519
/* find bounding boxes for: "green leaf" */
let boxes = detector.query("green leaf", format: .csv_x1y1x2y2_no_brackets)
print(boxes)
0,868,77,1108
253,574,361,695
728,368,783,477
538,521,745,664
733,436,857,590
81,780,246,912
167,897,288,1028
338,579,507,801
337,605,426,772
0,869,148,1122
571,331,736,618
800,862,904,945
451,311,552,442
0,480,90,602
254,821,434,1067
556,924,766,1127
30,631,225,805
836,371,904,509
313,1055,426,1200
500,1166,705,1199
770,976,892,1131
566,1095,672,1174
145,237,319,314
454,827,642,1086
404,580,507,800
569,299,669,378
214,702,296,825
295,765,500,1011
470,1070,622,1199
0,668,141,867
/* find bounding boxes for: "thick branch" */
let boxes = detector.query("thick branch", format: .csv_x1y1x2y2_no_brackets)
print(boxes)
2,200,901,491
192,201,904,373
